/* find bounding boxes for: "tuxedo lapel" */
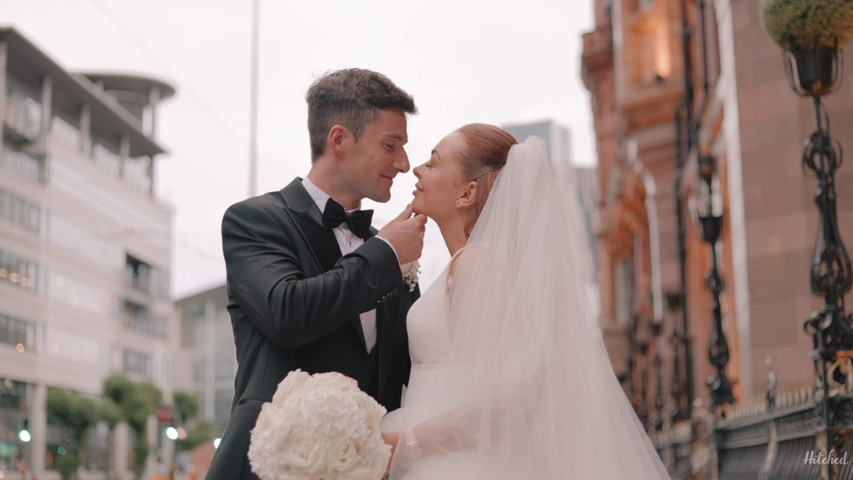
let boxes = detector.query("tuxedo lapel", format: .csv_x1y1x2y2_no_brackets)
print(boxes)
278,178,367,347
279,179,342,273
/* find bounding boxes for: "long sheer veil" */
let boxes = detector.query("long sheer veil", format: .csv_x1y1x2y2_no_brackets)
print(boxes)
387,136,670,479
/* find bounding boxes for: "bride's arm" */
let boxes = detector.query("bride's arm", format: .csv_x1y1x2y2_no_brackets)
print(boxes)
384,246,541,461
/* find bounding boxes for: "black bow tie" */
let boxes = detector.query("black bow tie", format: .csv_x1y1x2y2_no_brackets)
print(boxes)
322,198,373,240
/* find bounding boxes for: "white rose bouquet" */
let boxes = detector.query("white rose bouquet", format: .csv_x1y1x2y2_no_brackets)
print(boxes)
248,369,391,480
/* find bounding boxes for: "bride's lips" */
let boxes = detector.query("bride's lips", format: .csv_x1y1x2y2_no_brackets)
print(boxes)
413,184,423,195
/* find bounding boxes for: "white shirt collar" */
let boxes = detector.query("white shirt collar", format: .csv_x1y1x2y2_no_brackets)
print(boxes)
302,177,361,213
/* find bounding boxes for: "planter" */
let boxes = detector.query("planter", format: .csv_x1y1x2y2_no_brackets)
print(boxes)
784,44,842,96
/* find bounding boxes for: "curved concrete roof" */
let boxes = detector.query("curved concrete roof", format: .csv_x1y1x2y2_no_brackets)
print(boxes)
81,72,177,101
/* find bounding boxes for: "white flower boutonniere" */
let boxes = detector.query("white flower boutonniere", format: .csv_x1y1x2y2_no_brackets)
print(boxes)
401,260,420,292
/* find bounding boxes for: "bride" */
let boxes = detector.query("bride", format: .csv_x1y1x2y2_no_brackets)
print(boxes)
380,124,670,479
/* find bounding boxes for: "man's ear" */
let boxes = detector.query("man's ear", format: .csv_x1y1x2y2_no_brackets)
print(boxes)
327,125,350,155
457,181,478,209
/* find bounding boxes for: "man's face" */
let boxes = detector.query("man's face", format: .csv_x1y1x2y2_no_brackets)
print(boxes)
343,109,410,203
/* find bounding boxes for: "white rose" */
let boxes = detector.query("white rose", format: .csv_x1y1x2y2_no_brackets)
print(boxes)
271,369,312,405
283,432,323,473
325,438,359,471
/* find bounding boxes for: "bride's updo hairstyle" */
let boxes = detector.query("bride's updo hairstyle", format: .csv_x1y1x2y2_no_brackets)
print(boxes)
456,123,518,236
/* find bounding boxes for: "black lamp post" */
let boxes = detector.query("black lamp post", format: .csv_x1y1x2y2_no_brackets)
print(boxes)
693,154,734,408
785,44,853,479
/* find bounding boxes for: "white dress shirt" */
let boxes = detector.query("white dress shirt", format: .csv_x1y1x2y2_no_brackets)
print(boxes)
302,177,382,352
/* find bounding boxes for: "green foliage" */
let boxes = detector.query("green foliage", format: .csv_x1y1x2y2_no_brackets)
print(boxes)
761,0,853,51
103,374,134,406
100,375,163,479
177,419,217,452
172,391,200,423
131,440,150,480
46,387,100,477
122,382,162,433
47,387,98,434
97,397,124,429
54,450,79,480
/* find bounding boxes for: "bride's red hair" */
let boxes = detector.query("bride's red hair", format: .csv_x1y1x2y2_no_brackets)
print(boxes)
456,123,518,236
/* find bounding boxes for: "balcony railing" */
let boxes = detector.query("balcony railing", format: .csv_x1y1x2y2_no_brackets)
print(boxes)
4,92,41,142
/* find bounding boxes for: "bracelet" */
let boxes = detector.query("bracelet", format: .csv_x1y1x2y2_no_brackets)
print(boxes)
403,427,422,458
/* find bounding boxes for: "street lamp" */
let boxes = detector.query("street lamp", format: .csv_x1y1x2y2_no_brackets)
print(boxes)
785,39,853,480
691,154,734,408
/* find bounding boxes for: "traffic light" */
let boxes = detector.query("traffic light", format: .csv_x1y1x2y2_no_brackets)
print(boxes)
18,419,31,443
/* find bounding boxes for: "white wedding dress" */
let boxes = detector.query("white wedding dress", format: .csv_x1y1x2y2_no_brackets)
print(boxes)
381,136,671,480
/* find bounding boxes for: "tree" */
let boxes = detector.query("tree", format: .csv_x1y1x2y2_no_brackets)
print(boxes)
46,387,99,478
171,391,216,452
97,397,123,430
172,391,199,423
101,375,162,480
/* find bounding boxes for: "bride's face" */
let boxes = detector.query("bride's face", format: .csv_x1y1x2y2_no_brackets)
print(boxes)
412,131,466,221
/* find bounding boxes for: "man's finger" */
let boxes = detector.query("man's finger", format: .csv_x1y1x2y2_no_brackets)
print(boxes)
394,204,414,222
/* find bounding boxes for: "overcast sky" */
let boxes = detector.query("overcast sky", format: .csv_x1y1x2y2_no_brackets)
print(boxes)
2,0,596,297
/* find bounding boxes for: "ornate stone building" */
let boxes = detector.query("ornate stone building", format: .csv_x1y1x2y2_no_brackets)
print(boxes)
583,0,853,477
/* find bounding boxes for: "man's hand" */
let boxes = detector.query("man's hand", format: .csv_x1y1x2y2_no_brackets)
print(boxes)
377,204,426,265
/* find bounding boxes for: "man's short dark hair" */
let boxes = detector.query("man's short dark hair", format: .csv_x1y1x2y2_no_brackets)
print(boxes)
306,68,417,162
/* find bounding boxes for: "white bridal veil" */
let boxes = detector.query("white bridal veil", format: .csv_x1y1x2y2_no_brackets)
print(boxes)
385,136,671,479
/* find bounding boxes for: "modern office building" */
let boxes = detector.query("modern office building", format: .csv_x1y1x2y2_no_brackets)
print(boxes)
0,27,175,479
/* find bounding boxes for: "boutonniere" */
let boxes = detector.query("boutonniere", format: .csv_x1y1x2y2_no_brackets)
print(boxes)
400,260,420,292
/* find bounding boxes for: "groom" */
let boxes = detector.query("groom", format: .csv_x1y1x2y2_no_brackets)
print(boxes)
207,68,424,480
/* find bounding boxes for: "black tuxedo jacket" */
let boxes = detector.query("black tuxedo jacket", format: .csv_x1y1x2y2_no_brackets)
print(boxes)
206,178,415,480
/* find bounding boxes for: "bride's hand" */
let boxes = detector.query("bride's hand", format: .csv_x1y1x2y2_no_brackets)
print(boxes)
381,431,400,477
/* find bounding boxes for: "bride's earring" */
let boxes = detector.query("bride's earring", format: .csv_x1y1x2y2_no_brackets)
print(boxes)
456,200,461,206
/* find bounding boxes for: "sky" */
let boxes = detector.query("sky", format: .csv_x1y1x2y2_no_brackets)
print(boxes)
2,0,597,297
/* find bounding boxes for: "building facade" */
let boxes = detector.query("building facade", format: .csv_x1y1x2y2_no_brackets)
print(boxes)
583,0,853,477
173,284,235,433
0,27,175,479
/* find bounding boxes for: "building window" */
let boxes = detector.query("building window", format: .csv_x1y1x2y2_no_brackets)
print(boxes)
46,268,116,316
92,141,121,176
614,257,635,324
125,254,169,300
1,148,45,183
45,213,124,269
122,299,167,338
0,249,39,293
0,313,36,352
0,188,41,234
123,156,152,196
122,349,152,376
126,255,151,293
51,114,82,150
44,327,105,367
4,88,41,141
